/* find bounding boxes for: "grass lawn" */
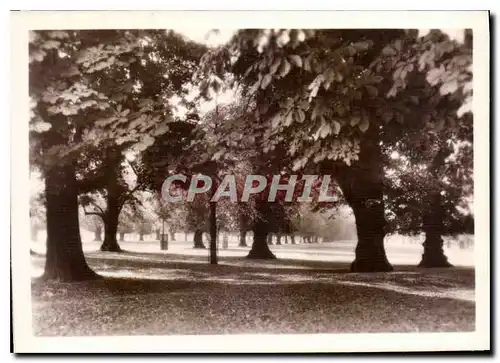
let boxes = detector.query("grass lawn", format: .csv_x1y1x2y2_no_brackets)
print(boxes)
31,244,475,336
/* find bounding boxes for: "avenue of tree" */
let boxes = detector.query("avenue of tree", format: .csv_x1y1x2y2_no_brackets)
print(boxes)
29,28,473,280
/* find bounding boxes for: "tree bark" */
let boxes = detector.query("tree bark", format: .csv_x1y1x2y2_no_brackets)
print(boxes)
209,200,217,264
239,230,248,247
247,201,276,259
43,163,98,281
193,229,206,249
334,131,393,272
100,197,122,252
418,192,453,267
418,148,453,268
94,226,102,242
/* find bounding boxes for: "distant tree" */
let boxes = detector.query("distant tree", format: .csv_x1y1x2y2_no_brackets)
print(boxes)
29,188,46,242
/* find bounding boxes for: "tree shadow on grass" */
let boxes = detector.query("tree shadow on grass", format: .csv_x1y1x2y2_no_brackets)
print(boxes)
31,250,475,303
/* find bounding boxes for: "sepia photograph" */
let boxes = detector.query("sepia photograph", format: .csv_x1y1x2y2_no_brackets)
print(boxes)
11,10,490,353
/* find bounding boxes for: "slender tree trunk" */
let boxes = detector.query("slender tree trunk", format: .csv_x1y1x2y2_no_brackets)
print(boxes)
139,233,144,241
155,228,160,241
170,231,176,241
334,132,393,272
418,192,452,267
276,234,282,245
193,229,206,249
119,232,125,241
290,235,296,244
43,163,98,281
184,232,188,241
209,200,217,264
239,230,248,247
247,201,276,259
418,148,453,268
267,234,273,245
284,235,288,244
94,226,102,242
100,199,122,252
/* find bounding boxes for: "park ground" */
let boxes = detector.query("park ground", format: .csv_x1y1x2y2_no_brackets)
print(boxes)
31,236,475,336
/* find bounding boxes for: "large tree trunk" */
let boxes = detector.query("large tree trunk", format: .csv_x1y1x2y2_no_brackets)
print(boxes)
94,226,102,242
43,164,98,281
247,201,276,259
193,229,206,249
334,132,393,272
239,230,247,247
100,197,122,252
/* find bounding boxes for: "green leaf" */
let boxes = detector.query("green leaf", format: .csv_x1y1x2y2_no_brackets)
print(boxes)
244,65,254,77
269,57,282,74
284,111,294,126
359,117,370,133
332,121,341,135
284,97,294,109
350,116,361,127
394,39,403,52
352,41,371,52
298,100,309,110
319,120,331,139
288,55,303,68
261,74,273,89
279,58,292,78
426,67,444,86
297,109,306,123
381,46,396,57
249,79,261,95
439,80,459,95
304,54,313,72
